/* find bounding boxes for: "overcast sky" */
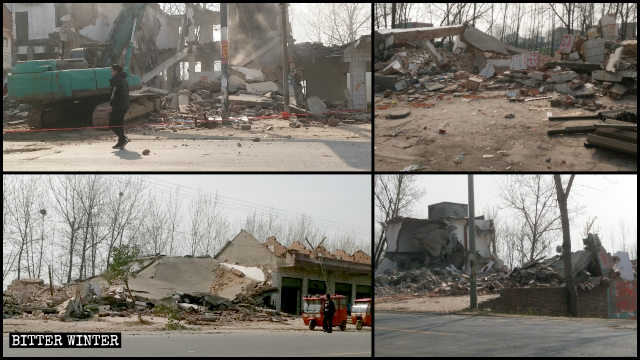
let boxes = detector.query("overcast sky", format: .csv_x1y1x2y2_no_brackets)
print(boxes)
146,174,371,249
402,175,637,258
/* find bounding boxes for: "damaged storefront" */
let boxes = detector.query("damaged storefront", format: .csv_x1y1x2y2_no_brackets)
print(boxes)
215,231,371,315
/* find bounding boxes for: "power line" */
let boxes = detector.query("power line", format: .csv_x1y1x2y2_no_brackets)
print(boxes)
141,175,370,236
145,175,370,232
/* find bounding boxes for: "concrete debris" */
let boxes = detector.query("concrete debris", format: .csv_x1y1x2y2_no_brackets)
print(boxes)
377,233,633,300
479,63,495,79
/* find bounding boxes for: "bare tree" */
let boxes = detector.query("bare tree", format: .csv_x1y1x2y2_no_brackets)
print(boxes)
6,176,41,279
499,175,563,263
374,175,424,269
143,194,170,255
49,175,85,283
554,174,577,317
305,3,370,45
582,215,599,238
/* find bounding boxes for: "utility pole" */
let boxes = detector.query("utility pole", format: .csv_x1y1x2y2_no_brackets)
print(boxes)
280,3,290,113
468,175,478,310
221,3,229,120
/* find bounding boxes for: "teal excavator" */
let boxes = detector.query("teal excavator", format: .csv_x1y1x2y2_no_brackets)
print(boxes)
6,3,158,129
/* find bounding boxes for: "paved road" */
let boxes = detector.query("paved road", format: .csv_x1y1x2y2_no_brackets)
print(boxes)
3,329,371,357
2,137,371,171
375,312,637,357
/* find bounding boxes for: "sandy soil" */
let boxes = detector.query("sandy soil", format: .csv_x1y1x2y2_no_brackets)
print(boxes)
375,294,500,313
374,91,636,171
2,314,310,334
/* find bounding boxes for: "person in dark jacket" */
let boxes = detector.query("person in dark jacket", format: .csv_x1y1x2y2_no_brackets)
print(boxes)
109,64,130,149
323,294,336,333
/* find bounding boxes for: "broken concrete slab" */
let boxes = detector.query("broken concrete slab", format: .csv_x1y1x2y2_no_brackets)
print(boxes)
375,25,465,44
307,96,328,116
583,38,605,64
423,40,447,66
246,81,278,95
461,25,525,55
381,60,402,75
606,46,624,73
422,82,445,92
559,34,576,54
230,66,265,82
385,111,412,120
599,13,618,41
547,71,577,84
591,70,637,82
545,61,603,72
609,83,628,99
479,63,495,79
528,71,546,81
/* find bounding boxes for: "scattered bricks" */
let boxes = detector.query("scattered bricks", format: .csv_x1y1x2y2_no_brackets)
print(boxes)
327,118,341,126
563,94,576,107
621,40,637,57
568,52,580,60
423,40,447,66
454,70,470,80
568,79,585,89
550,98,563,107
608,83,628,99
528,71,546,81
422,82,445,92
546,71,577,84
464,77,484,91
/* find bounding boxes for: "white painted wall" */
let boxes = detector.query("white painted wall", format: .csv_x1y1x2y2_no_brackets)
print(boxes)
77,3,122,42
10,3,55,41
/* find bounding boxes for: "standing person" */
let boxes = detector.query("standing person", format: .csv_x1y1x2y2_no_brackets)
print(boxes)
109,64,130,149
323,294,336,333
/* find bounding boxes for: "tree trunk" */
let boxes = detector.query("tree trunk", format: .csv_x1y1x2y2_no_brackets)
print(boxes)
554,174,577,317
391,3,396,29
125,279,143,322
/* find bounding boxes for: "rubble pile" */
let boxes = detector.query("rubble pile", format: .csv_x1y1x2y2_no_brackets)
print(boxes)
376,265,511,297
376,233,631,299
375,18,637,157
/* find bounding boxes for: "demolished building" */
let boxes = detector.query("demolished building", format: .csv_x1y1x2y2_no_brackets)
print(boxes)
215,231,371,315
5,3,371,117
376,202,496,275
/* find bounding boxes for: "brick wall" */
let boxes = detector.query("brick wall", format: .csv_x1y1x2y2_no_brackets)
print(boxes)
484,286,609,318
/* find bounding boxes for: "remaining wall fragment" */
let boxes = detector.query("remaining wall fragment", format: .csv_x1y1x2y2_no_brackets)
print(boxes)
583,37,605,63
599,14,618,41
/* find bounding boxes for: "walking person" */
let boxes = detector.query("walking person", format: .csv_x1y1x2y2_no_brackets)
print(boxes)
323,294,336,333
109,64,130,149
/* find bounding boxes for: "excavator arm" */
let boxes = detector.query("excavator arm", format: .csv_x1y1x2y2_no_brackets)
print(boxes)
102,3,148,68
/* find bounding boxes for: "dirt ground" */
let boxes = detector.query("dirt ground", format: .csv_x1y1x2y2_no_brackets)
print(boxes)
2,118,371,171
374,91,637,171
1,314,336,333
376,294,500,313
